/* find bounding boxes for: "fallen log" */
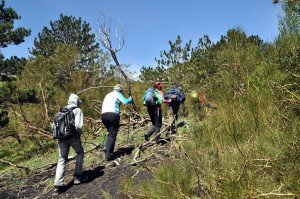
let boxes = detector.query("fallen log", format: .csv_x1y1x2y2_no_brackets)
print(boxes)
0,158,30,174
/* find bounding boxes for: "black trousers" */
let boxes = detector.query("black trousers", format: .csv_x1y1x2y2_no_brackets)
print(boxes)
170,101,180,120
101,112,120,160
168,101,181,133
146,106,162,139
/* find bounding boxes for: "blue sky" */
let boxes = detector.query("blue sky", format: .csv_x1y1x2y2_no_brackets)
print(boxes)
2,0,282,72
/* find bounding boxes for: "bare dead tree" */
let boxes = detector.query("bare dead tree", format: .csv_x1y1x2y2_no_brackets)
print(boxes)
96,10,138,111
39,82,51,122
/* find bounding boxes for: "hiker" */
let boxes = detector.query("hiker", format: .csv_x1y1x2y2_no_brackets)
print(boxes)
164,82,186,134
144,82,171,142
101,84,132,161
53,93,88,197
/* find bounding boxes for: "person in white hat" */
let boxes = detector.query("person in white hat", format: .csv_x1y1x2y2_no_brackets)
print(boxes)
101,84,132,161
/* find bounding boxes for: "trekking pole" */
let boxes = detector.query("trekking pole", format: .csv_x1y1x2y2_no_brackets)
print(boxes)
103,132,108,152
168,108,172,137
125,106,131,145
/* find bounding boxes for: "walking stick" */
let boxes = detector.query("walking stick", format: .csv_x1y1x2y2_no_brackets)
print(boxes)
125,106,131,145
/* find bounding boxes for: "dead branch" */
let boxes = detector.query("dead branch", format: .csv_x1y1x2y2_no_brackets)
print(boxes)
131,170,139,179
93,127,104,136
96,10,139,111
11,104,52,138
139,118,174,150
130,154,155,166
36,143,101,172
128,126,146,137
85,116,102,124
0,158,30,174
77,85,114,95
232,114,248,182
35,162,57,171
155,179,191,199
257,183,295,197
83,141,102,148
39,82,50,122
24,121,52,138
178,142,211,199
257,192,295,197
129,118,175,165
131,148,141,164
0,131,22,144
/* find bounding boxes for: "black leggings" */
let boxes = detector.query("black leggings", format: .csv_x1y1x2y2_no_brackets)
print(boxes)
101,112,120,159
146,106,162,138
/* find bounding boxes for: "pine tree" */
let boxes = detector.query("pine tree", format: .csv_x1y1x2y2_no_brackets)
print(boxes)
0,0,31,127
32,14,100,69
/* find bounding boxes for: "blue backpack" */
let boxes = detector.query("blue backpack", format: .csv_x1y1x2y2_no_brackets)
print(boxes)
165,88,186,103
144,88,156,106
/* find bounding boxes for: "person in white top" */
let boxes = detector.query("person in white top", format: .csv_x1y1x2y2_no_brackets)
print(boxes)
101,84,132,161
53,93,88,197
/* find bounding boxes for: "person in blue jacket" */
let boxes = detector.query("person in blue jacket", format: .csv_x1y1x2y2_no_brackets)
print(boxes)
101,84,132,161
164,82,186,134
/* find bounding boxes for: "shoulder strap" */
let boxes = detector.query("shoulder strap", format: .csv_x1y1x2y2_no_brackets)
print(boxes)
69,106,77,111
64,106,77,110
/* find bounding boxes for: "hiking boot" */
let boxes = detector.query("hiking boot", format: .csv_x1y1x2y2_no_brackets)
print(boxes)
52,186,63,197
156,138,169,145
154,135,161,143
144,134,150,142
105,153,117,161
73,174,88,185
170,128,177,134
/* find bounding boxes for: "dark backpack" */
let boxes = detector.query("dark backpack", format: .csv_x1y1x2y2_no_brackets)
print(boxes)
144,88,157,106
52,107,77,140
165,88,186,103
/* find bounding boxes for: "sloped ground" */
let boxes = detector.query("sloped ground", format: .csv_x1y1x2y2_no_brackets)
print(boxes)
0,142,170,199
0,119,187,199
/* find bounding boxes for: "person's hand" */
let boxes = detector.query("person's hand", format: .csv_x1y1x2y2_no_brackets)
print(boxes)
129,96,133,103
163,99,171,104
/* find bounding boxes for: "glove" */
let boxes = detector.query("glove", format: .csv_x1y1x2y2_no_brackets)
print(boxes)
163,99,171,104
130,97,134,103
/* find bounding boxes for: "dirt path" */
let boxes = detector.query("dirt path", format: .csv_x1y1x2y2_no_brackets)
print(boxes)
0,144,165,199
1,164,152,199
0,119,185,199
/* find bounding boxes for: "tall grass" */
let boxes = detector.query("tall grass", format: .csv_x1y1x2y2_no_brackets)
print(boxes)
121,86,299,198
120,28,300,197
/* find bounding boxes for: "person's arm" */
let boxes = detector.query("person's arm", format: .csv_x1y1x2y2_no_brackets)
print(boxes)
154,90,163,105
117,92,132,104
178,90,186,103
74,108,83,134
164,98,172,104
158,90,171,104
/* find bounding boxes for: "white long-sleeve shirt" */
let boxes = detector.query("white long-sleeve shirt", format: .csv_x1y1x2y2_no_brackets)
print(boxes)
102,91,132,114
